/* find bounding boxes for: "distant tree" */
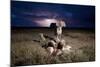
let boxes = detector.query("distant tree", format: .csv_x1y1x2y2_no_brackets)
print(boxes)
50,23,57,28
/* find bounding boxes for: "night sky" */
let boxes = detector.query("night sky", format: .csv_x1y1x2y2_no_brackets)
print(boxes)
11,1,95,29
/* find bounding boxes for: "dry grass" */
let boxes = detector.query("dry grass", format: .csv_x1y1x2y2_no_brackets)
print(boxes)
11,28,95,66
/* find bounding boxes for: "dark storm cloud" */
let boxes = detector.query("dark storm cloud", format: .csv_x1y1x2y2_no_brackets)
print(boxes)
11,1,95,28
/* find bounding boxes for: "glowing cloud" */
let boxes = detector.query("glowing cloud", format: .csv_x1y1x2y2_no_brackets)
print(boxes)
34,18,66,27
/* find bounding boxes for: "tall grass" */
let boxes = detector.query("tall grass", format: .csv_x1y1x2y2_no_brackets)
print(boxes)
11,29,95,66
11,42,95,66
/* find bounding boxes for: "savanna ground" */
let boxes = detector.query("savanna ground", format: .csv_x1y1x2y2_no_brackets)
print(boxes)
11,28,95,66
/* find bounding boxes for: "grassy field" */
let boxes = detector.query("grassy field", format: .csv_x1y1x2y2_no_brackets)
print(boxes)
11,28,95,66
